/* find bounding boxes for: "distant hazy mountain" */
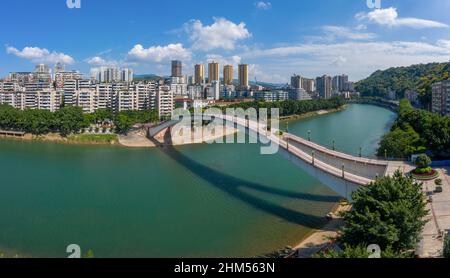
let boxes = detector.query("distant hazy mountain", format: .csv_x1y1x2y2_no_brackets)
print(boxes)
133,74,164,82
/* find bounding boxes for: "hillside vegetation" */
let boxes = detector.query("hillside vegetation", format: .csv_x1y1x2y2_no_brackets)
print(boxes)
356,62,450,108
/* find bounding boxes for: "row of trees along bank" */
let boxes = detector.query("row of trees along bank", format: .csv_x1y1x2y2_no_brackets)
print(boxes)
222,98,345,117
0,104,159,136
377,99,450,159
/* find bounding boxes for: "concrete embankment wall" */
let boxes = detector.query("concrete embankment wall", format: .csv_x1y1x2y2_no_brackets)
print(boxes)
279,144,361,200
288,138,388,180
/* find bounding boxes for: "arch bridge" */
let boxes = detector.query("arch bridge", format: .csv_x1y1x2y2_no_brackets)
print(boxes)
148,115,412,200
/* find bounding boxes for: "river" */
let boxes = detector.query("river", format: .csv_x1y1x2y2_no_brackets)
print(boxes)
0,104,397,257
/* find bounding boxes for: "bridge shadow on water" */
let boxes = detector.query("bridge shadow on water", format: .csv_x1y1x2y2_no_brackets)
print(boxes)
147,130,340,230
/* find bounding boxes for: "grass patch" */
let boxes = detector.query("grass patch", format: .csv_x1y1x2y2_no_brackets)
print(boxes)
67,134,118,144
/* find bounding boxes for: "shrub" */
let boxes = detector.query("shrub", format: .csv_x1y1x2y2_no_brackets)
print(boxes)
413,167,433,175
435,179,443,186
444,235,450,258
415,154,432,169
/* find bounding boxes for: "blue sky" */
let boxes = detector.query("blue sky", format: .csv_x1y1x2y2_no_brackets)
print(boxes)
1,0,450,82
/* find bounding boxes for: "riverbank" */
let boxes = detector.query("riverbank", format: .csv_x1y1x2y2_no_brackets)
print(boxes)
280,105,347,122
294,201,352,258
0,132,119,146
118,126,238,148
347,98,399,112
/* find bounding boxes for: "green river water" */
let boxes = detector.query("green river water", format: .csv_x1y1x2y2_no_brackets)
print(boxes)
0,104,396,257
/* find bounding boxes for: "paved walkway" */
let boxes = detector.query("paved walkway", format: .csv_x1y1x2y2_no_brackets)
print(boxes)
418,167,450,258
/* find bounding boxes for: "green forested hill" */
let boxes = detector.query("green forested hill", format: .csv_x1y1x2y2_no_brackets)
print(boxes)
356,62,450,107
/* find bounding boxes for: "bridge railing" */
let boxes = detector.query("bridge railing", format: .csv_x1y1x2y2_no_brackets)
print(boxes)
150,114,380,186
216,114,374,186
284,134,388,180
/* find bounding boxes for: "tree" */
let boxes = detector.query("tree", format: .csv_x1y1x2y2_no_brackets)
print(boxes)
20,109,55,135
83,249,95,259
377,124,425,158
114,114,134,134
94,108,113,124
54,106,87,136
315,244,371,258
0,104,21,130
378,99,450,158
340,171,428,253
444,235,450,258
415,154,431,169
315,244,413,258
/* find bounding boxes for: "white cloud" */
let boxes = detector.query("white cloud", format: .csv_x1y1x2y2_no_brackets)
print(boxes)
240,40,450,81
6,46,75,64
84,56,118,67
255,1,272,10
205,54,242,67
249,64,286,84
330,56,347,66
185,18,251,51
356,7,449,29
127,43,191,63
321,25,376,40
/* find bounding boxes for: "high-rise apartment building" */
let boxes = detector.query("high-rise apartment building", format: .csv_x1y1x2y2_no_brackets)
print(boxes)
208,62,219,83
238,64,249,88
302,78,316,93
316,75,332,99
194,64,205,85
223,65,233,85
171,60,182,77
432,80,450,116
291,74,303,89
157,85,174,118
94,67,133,83
121,68,134,83
332,74,349,93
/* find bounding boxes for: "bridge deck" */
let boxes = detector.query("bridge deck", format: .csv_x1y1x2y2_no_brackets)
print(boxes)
150,114,411,187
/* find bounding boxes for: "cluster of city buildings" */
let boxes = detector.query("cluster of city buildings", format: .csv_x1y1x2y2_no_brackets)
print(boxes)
0,63,173,117
0,61,359,118
432,79,450,116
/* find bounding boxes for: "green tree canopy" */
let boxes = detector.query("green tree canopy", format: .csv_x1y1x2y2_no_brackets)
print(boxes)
340,171,428,253
54,106,87,136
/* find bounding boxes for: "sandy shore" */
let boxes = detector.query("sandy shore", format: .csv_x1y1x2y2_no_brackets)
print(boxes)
294,203,352,258
118,130,156,148
118,127,238,148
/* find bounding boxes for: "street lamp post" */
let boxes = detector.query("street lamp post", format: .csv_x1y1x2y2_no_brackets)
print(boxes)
308,130,311,141
342,164,345,179
312,151,315,165
332,139,335,151
359,147,362,158
286,122,289,150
